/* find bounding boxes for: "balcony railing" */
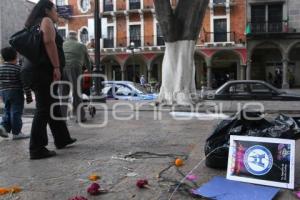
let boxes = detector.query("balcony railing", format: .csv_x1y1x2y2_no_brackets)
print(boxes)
248,21,288,34
102,33,245,49
101,35,165,49
129,1,141,10
204,32,236,43
103,4,113,12
129,35,141,47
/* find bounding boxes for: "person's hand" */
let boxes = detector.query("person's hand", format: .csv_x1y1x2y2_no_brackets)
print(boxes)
53,68,61,81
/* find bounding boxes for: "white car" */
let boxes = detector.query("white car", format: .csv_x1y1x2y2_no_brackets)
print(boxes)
101,81,158,100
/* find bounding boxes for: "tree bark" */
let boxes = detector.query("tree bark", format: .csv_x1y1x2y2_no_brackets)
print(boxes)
154,0,209,105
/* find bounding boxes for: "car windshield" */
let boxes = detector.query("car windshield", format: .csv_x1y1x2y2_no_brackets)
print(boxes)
102,86,112,94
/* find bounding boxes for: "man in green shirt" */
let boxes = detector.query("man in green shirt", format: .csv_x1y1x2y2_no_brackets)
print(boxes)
61,31,91,122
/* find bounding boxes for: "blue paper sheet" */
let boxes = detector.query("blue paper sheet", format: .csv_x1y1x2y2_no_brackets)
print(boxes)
193,176,279,200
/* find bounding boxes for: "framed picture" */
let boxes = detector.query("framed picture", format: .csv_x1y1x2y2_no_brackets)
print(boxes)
227,136,295,189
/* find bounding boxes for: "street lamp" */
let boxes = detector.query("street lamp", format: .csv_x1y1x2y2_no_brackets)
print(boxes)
93,0,105,102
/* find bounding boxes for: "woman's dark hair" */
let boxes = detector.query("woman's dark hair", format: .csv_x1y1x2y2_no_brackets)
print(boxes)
25,0,54,27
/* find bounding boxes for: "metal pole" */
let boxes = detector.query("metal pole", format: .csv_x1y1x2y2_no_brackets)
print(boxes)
94,0,105,102
132,50,135,83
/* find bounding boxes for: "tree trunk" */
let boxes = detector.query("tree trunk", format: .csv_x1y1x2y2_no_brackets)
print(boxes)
154,0,209,105
158,41,196,105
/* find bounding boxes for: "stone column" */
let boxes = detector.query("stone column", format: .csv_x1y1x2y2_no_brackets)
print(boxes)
236,62,241,80
282,58,289,89
147,70,151,83
206,60,212,89
241,65,246,80
121,70,125,81
146,61,152,83
246,60,252,80
121,63,125,81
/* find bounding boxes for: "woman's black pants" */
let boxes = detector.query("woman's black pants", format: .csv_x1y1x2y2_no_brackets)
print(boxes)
30,82,72,152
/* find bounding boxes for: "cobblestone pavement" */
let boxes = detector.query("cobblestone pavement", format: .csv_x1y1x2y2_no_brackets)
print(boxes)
0,109,299,200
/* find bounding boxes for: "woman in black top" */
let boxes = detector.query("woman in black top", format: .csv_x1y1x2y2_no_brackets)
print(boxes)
25,0,76,159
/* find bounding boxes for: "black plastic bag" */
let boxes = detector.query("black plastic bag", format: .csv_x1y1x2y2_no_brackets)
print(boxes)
205,111,300,169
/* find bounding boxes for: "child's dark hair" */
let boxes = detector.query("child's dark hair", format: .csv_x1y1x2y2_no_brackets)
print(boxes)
1,47,17,62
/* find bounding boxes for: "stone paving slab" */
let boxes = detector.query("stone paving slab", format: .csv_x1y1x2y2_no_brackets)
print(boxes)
0,112,214,200
0,110,299,199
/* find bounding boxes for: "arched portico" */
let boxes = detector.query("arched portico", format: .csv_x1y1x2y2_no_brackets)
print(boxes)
149,54,163,84
249,42,283,88
124,54,147,83
288,42,300,87
194,52,206,89
209,50,243,89
100,56,122,81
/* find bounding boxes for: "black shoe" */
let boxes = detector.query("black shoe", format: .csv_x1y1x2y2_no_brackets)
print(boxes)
30,147,56,160
56,138,77,149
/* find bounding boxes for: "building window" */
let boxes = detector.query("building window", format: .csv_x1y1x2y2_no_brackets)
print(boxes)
129,25,141,47
213,0,226,4
56,0,65,6
214,19,227,42
104,26,114,48
80,28,89,44
129,0,141,10
57,29,66,40
103,0,113,12
251,4,283,33
156,24,164,46
78,0,90,13
268,4,283,32
251,5,265,23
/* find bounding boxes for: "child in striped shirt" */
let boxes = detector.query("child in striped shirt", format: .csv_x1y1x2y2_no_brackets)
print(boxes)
0,47,32,139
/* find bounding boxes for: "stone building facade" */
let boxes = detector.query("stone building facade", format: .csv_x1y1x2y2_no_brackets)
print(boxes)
56,0,247,89
246,0,300,88
0,0,35,49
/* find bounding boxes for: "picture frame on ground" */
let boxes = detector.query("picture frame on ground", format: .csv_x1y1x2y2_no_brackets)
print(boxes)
227,136,295,189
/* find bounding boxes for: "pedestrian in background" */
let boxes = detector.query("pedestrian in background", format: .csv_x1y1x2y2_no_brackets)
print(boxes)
86,38,95,50
23,0,76,159
140,75,146,86
0,47,32,139
61,31,91,122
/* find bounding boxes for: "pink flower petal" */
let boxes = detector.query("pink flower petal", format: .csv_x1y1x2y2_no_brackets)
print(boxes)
296,191,300,199
186,174,198,181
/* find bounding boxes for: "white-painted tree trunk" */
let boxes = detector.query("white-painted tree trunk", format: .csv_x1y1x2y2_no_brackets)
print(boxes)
158,40,196,105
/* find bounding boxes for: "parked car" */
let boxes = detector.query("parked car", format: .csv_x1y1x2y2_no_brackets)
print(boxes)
101,81,158,101
203,80,300,101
